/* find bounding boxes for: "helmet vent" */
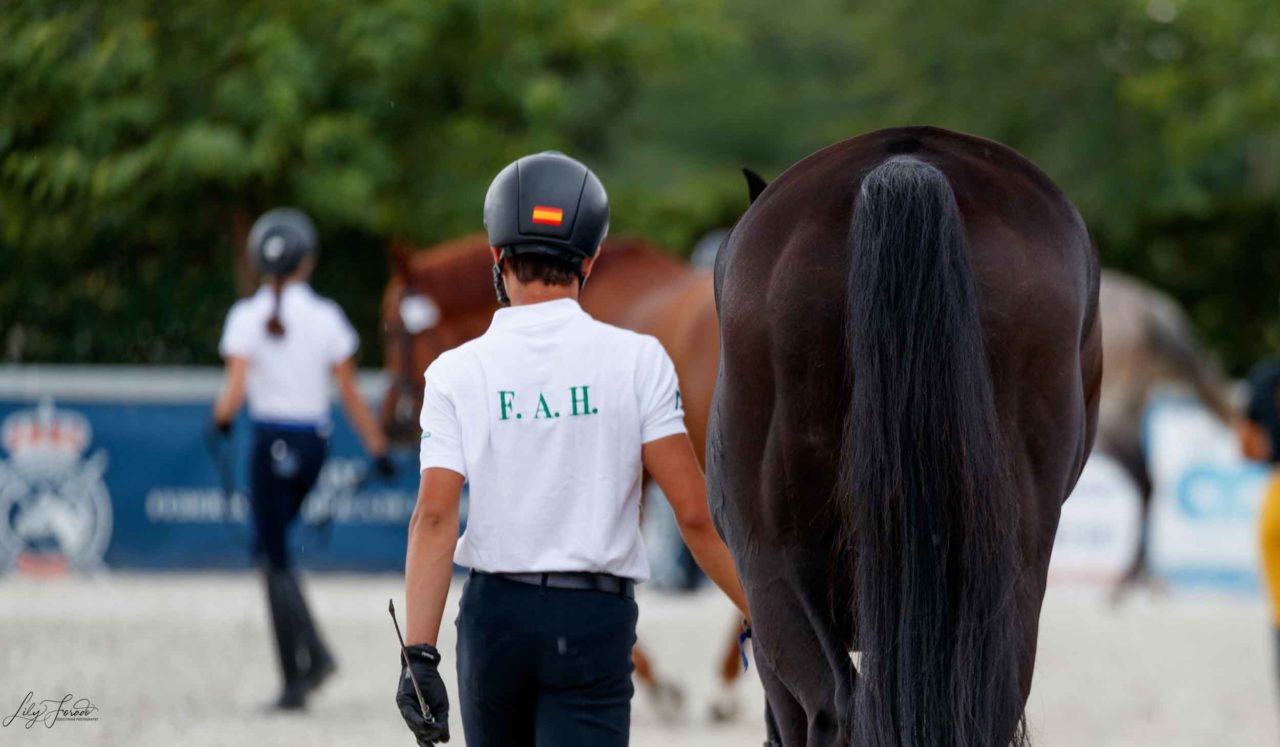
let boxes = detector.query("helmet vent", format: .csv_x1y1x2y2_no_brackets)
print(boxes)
264,235,286,261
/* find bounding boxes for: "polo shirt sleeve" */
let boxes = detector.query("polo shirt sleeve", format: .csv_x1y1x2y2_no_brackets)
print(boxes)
419,358,467,478
218,302,256,359
326,304,360,364
637,336,687,444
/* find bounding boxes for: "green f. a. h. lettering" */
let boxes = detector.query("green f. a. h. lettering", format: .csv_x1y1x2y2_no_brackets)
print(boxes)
675,390,682,411
569,385,597,416
498,390,516,421
535,393,558,419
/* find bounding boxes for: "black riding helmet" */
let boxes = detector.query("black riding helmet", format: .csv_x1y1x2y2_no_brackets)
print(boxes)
483,152,609,270
248,208,317,277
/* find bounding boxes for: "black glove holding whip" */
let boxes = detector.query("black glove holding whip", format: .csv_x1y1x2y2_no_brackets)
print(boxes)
390,600,450,744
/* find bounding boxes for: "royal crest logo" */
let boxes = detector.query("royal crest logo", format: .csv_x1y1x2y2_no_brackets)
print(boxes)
0,398,112,573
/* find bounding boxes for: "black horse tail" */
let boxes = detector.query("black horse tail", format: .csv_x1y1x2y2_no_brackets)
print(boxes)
841,156,1027,747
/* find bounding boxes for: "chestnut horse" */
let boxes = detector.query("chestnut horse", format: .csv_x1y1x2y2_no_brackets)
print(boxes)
379,235,717,453
709,127,1101,746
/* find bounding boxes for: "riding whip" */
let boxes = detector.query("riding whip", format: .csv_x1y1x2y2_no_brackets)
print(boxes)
388,599,434,724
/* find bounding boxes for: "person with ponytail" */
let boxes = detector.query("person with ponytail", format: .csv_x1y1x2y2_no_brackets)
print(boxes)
212,207,395,710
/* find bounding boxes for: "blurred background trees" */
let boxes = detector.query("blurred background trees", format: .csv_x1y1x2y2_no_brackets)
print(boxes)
3,0,1278,371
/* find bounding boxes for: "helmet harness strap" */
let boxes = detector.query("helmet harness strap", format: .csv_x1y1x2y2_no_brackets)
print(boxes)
491,248,588,308
491,258,511,307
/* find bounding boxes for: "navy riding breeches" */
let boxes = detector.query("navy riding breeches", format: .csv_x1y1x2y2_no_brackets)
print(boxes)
250,423,326,570
456,571,638,747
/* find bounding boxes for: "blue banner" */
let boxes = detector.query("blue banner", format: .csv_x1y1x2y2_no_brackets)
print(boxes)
0,396,426,573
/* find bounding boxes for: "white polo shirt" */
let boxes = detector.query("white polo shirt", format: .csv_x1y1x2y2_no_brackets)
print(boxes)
219,282,359,425
418,298,686,581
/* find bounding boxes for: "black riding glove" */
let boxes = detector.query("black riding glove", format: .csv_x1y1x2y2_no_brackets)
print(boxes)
397,643,450,745
207,418,232,439
374,454,397,479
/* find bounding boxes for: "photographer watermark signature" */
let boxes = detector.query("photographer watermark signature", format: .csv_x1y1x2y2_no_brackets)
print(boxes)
3,692,99,729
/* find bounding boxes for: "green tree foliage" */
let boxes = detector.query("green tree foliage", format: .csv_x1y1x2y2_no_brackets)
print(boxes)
4,0,1279,371
599,0,869,251
614,0,1280,372
840,0,1280,370
0,0,720,363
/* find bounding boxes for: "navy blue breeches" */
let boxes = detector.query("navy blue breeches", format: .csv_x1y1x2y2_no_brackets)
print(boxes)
456,572,638,747
249,423,326,571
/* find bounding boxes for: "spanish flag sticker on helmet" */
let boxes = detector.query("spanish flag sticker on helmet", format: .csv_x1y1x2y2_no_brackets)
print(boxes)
531,205,564,226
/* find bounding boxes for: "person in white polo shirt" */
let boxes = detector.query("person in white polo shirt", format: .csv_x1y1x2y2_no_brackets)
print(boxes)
212,207,394,710
395,153,750,746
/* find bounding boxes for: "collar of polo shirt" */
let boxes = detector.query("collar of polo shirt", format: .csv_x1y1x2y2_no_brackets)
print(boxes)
487,298,586,332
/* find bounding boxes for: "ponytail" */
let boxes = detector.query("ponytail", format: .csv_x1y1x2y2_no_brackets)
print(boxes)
266,276,286,337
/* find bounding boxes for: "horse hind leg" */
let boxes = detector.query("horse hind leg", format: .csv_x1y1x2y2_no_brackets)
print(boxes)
746,565,854,746
755,653,807,747
1104,435,1157,602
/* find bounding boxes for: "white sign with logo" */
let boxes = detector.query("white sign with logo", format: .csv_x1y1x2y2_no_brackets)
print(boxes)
1147,395,1266,591
1048,452,1142,584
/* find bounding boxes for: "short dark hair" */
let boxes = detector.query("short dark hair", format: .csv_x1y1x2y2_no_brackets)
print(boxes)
506,253,579,287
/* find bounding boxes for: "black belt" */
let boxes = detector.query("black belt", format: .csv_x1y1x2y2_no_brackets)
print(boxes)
477,570,635,599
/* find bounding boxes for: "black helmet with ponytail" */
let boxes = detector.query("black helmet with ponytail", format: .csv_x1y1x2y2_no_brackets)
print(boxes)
247,208,317,337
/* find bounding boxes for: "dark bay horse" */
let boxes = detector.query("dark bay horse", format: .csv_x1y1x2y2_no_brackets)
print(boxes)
709,127,1102,746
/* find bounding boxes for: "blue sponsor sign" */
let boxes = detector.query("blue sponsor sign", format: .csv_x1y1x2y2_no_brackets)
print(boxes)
1145,395,1267,593
1176,464,1270,522
0,394,424,573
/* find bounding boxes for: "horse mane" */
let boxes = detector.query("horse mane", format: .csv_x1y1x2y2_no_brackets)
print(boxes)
393,233,495,311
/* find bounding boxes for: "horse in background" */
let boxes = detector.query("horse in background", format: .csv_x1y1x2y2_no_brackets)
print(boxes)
711,126,1101,745
1097,269,1235,595
379,232,723,716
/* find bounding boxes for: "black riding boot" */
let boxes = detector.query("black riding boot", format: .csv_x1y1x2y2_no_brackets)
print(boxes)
264,567,310,710
264,568,336,709
280,570,337,693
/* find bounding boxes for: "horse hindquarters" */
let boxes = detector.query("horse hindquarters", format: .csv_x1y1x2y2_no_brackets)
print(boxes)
841,158,1027,747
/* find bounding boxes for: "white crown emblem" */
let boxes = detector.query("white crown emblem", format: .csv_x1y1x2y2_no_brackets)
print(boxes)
1,398,90,474
0,397,112,574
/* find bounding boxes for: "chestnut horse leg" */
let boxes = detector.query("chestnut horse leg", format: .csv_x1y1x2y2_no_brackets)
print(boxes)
632,643,686,720
709,621,745,722
632,644,655,686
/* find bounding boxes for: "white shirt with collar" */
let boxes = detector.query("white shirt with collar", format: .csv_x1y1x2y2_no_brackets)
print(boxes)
418,298,686,582
219,282,359,425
